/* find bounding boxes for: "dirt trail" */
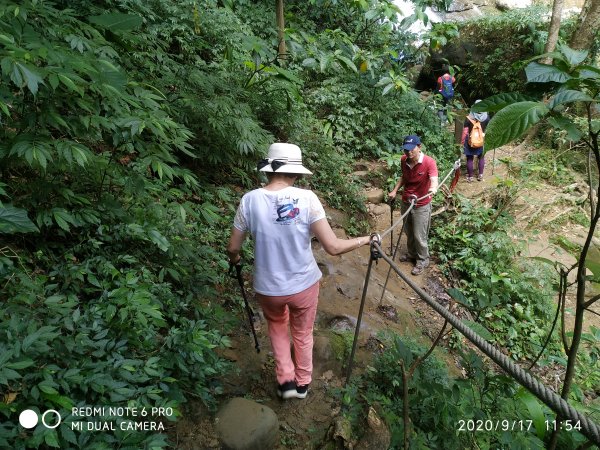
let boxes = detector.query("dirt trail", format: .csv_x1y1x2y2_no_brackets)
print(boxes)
453,144,600,333
172,195,455,449
171,143,599,449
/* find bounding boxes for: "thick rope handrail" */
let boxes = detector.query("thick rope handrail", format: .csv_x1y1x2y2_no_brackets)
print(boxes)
379,158,461,241
372,241,600,445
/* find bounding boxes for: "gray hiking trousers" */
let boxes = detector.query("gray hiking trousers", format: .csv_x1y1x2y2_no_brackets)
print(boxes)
401,201,432,264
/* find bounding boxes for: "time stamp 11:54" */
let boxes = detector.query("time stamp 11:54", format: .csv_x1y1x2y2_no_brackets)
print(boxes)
457,419,582,432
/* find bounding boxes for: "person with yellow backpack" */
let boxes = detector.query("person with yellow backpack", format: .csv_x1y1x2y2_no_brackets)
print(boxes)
461,100,490,182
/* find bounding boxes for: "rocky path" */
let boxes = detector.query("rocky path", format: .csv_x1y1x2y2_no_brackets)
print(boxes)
170,144,599,449
171,166,466,449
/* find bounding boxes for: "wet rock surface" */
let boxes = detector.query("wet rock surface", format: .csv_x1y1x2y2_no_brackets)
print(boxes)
215,398,278,450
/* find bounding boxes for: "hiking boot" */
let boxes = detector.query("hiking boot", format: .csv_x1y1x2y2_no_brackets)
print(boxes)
277,381,298,400
477,175,483,182
466,176,473,183
411,260,429,276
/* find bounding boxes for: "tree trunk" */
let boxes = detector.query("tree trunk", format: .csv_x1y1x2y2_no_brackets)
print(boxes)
542,0,564,64
276,0,286,60
569,0,600,51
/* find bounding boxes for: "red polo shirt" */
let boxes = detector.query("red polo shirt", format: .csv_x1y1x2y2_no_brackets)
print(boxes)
401,153,438,207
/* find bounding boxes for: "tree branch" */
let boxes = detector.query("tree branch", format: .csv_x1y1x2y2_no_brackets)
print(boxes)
529,280,563,369
583,294,600,309
559,270,570,354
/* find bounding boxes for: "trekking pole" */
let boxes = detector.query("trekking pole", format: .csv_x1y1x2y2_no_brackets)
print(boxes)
389,198,395,255
345,233,381,386
229,262,260,353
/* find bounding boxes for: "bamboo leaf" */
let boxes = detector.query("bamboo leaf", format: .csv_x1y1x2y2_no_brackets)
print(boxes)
337,55,357,73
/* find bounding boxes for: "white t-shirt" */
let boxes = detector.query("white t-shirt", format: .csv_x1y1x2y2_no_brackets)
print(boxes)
233,186,326,296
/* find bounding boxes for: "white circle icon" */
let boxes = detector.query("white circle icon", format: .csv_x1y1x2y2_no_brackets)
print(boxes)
42,409,61,429
19,409,38,429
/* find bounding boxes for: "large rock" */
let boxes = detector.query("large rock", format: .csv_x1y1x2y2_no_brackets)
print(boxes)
495,0,531,10
215,397,279,450
355,406,392,450
312,334,344,375
365,188,385,204
368,203,390,217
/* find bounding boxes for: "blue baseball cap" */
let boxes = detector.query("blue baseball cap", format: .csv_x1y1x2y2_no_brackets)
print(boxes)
402,135,421,151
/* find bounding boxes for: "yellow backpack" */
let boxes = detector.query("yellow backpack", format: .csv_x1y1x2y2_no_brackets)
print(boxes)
467,116,485,148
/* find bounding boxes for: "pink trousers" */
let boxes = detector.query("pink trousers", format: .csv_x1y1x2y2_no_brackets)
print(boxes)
257,281,319,386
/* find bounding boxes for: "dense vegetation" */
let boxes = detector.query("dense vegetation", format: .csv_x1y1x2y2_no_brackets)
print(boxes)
1,0,598,448
0,0,453,448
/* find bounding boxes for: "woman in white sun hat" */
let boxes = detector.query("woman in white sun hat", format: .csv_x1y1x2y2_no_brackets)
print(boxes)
227,142,370,400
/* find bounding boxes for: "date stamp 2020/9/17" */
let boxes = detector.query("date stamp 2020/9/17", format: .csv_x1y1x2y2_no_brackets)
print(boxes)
457,419,582,433
457,419,533,432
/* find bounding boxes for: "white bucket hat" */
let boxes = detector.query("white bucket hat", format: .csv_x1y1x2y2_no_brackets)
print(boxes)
257,143,312,175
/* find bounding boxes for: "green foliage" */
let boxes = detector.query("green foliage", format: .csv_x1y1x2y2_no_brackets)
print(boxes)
0,1,243,447
457,6,552,100
341,333,558,449
431,196,557,359
573,327,600,393
519,143,577,187
1,1,433,445
481,44,600,151
484,102,549,150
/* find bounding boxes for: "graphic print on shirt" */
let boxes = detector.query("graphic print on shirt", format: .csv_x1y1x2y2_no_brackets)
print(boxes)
274,195,300,224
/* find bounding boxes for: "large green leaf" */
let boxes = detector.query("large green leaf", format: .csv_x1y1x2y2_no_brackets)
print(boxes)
14,62,44,95
585,259,600,283
148,229,170,252
525,62,572,83
548,90,594,109
464,320,494,341
558,44,588,66
472,93,535,113
546,115,583,142
446,288,472,308
88,13,143,32
0,205,39,233
578,65,600,79
484,102,549,150
516,387,546,440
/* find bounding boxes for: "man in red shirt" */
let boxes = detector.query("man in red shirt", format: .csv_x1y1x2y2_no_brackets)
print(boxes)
388,135,439,275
